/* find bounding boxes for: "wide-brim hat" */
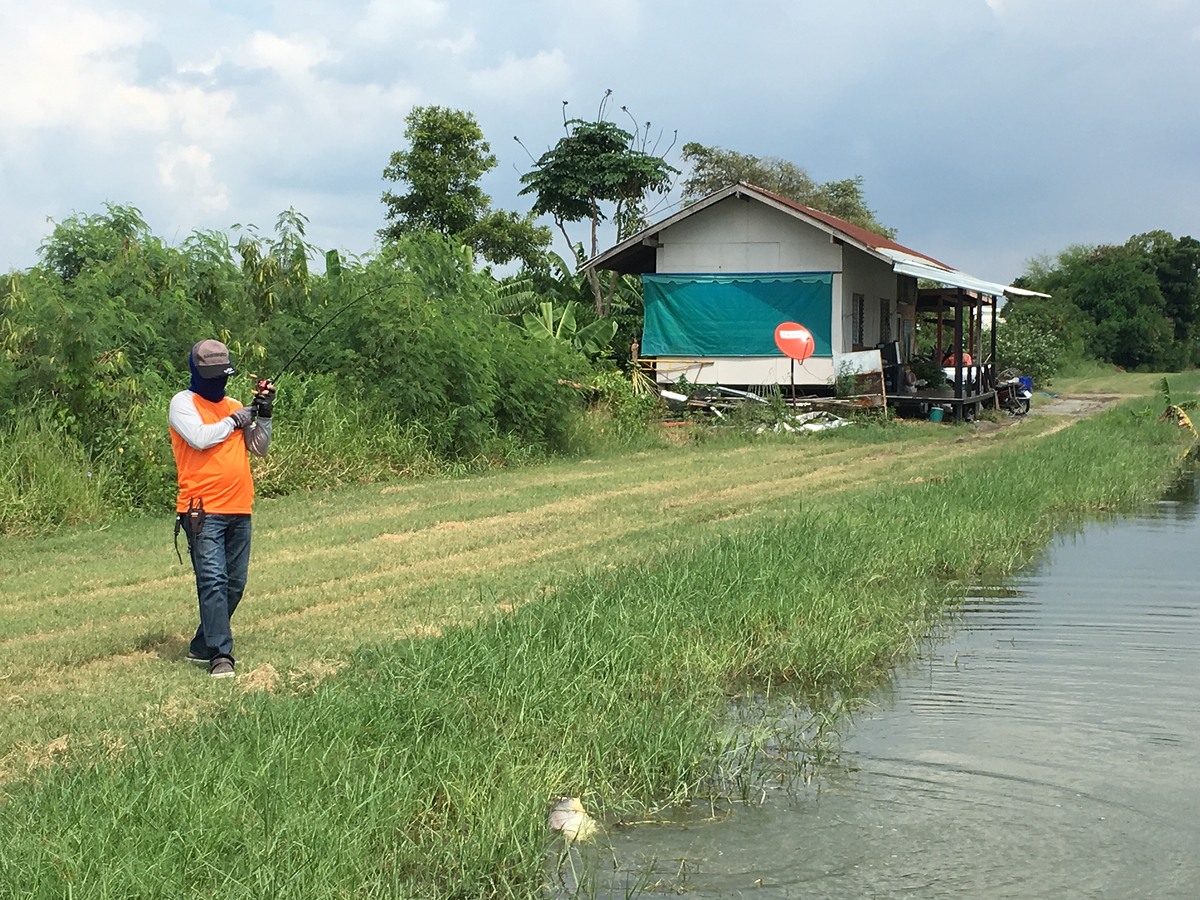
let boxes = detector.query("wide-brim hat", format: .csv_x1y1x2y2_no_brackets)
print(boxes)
191,339,237,378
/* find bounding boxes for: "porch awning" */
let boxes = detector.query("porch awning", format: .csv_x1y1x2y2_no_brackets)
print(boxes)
878,248,1050,298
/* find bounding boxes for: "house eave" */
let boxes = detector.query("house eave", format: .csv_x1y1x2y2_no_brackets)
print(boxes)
579,184,747,275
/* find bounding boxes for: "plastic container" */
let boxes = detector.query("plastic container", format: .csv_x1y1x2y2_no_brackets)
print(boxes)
929,407,945,422
1018,375,1033,393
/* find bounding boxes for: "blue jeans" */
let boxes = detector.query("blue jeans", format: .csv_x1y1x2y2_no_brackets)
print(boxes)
185,513,252,662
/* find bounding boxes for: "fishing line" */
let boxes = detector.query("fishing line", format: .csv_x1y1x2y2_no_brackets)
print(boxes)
249,277,420,395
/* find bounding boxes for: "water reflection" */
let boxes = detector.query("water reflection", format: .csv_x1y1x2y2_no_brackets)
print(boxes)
585,472,1200,898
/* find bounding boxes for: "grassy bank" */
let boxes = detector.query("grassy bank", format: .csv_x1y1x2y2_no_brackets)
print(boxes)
0,394,1194,897
1041,362,1200,397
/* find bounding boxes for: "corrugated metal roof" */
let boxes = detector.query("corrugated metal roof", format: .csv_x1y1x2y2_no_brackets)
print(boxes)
879,248,1013,297
743,183,953,269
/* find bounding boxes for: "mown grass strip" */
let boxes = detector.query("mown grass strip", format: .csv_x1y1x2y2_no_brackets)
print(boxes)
0,402,1192,898
0,419,967,764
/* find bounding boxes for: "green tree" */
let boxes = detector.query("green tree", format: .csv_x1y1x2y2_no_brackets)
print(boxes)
32,204,209,390
496,250,643,368
518,93,677,315
382,106,494,238
37,203,151,284
1017,239,1186,371
679,142,895,237
381,106,549,269
520,300,617,357
459,209,552,269
1127,231,1200,366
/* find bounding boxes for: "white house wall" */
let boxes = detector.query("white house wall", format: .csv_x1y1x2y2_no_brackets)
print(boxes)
840,243,900,352
654,356,837,387
655,198,843,273
646,196,895,388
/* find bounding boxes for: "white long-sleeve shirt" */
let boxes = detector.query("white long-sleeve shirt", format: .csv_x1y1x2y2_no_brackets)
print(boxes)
168,391,272,456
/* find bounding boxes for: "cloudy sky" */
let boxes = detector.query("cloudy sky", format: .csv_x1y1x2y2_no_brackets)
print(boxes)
2,0,1198,283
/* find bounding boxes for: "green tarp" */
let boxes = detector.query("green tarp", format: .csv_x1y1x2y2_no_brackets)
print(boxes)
642,272,833,357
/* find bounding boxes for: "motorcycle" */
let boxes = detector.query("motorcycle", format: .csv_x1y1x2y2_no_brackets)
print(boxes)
996,373,1032,416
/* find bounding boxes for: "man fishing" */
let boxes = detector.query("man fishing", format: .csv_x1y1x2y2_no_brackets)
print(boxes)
169,339,276,678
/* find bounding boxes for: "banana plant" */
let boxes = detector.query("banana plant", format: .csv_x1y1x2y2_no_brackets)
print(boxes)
521,300,617,357
1157,377,1198,438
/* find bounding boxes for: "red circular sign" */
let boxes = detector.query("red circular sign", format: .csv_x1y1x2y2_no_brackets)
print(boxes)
774,322,815,361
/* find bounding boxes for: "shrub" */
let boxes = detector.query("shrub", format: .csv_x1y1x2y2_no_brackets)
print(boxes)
250,374,444,496
490,325,591,455
995,316,1066,384
589,369,662,441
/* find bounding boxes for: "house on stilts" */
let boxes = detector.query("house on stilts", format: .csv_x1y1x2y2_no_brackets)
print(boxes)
581,182,1046,422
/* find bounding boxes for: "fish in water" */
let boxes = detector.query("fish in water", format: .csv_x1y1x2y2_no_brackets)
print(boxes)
548,796,599,842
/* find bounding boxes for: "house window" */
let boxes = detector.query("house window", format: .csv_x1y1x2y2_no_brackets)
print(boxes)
852,293,865,347
879,299,892,344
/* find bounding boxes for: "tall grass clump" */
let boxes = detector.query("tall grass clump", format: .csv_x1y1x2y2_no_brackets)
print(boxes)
564,370,672,456
0,401,1192,898
248,374,446,494
0,415,115,534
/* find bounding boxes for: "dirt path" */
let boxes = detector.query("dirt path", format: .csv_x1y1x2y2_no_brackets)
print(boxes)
1030,393,1126,418
1023,392,1131,436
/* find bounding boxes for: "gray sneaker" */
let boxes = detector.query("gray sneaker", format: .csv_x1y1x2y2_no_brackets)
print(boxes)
185,652,211,666
210,658,235,679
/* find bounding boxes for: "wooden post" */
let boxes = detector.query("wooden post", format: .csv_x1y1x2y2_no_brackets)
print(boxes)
937,293,944,362
969,295,976,361
954,289,965,423
990,293,999,392
974,293,983,362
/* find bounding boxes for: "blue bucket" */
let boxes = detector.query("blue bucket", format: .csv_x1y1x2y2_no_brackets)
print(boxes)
1018,375,1033,393
929,407,944,423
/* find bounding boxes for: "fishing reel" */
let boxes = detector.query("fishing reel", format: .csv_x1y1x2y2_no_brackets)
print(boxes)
248,375,277,419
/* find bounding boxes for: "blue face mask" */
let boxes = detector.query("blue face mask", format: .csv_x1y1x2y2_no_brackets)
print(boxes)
189,353,229,402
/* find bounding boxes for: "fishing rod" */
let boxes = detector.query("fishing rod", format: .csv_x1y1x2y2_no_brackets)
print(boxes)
247,279,414,407
175,279,415,564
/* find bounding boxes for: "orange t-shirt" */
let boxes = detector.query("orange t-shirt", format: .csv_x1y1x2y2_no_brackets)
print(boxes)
170,395,255,514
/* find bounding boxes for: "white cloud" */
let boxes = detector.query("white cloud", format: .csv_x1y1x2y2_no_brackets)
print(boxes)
355,0,447,42
467,49,571,99
239,30,341,78
0,5,151,131
157,143,229,213
168,85,238,145
419,30,478,56
557,0,641,34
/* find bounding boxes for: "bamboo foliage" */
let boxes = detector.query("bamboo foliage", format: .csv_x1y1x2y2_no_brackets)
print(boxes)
0,214,606,533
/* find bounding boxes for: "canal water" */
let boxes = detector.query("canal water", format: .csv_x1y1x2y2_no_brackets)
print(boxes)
584,472,1200,898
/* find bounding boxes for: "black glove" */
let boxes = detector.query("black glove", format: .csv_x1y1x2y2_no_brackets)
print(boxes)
253,381,276,419
253,394,273,419
229,406,254,429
